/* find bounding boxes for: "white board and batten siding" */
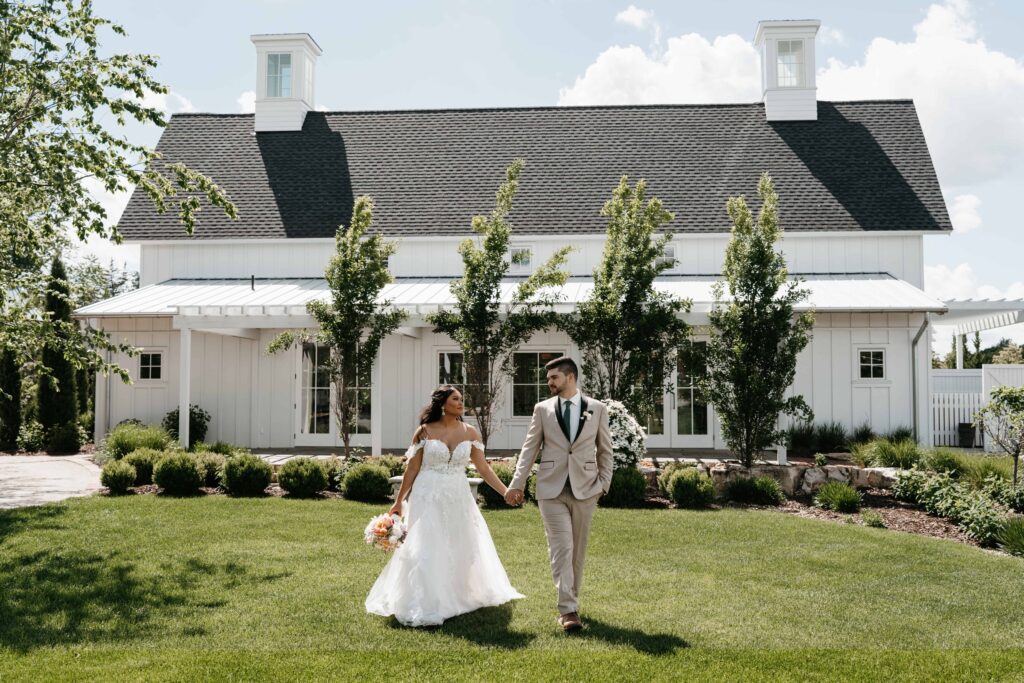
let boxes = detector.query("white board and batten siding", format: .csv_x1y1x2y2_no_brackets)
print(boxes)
138,234,924,287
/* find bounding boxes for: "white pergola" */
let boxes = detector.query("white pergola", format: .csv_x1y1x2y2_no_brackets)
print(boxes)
76,274,949,451
938,299,1024,369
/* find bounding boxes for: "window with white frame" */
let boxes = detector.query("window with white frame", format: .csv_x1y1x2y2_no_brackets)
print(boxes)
509,246,533,274
858,349,885,379
655,244,676,270
438,352,472,408
267,53,292,97
776,40,804,88
512,351,564,416
139,351,162,380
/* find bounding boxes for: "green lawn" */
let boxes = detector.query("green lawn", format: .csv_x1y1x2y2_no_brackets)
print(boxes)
1,495,1022,682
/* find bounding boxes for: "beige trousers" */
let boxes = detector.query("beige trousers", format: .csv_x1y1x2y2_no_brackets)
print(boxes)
537,482,600,615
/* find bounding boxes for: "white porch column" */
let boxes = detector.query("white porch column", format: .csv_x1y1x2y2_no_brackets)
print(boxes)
178,326,192,449
776,444,787,465
371,346,382,456
955,334,964,369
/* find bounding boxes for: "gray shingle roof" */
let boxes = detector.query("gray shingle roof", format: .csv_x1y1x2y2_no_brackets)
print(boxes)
118,100,952,240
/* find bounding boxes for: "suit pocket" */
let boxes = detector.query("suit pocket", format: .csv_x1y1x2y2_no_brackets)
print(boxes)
583,462,597,471
539,461,554,470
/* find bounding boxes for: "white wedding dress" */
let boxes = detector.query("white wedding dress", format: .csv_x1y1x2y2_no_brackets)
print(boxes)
364,438,525,627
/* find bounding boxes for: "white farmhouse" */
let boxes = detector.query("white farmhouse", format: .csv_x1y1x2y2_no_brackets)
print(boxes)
75,20,1024,457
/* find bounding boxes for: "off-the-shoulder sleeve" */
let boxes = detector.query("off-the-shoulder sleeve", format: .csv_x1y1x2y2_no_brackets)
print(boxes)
470,440,485,452
405,441,425,458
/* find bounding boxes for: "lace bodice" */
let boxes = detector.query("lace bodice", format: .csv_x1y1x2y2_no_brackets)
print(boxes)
406,438,484,473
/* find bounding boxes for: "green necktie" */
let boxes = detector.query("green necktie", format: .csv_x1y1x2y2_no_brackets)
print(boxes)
562,399,573,442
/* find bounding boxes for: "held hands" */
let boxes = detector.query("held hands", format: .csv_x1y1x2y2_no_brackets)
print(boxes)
504,488,524,506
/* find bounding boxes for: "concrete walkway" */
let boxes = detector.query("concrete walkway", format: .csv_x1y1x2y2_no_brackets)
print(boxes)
0,454,103,509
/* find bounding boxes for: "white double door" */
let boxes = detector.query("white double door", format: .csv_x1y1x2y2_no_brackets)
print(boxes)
294,343,372,448
644,341,715,449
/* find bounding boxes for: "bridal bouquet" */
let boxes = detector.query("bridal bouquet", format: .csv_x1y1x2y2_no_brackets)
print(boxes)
364,513,407,552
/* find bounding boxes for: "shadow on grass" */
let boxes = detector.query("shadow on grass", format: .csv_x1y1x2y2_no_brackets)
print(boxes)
0,549,289,652
0,505,67,545
388,602,535,649
576,616,688,655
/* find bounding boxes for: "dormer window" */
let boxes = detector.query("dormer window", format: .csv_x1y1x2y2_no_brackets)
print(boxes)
655,244,677,270
509,246,532,273
267,53,292,97
776,40,804,87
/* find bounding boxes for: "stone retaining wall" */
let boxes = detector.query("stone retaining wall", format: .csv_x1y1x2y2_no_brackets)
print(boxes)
643,461,900,497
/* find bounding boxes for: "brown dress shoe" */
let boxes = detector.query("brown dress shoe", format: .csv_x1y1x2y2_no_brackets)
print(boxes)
558,611,583,632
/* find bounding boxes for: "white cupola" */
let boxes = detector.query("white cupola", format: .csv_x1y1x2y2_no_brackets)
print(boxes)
250,33,322,132
753,20,820,121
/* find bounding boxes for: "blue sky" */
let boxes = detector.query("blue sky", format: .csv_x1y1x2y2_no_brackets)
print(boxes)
83,0,1024,350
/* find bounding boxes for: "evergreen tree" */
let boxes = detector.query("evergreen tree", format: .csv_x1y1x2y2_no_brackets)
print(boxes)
0,348,20,451
38,258,79,449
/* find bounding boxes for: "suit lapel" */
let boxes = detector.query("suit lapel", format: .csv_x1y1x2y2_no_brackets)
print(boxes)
572,395,589,445
550,398,570,446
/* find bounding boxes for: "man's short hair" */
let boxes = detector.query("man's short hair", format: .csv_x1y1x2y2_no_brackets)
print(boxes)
545,356,578,379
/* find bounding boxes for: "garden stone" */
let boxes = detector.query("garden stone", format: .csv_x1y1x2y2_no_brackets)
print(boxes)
749,464,805,497
709,462,748,495
800,467,828,495
864,467,900,489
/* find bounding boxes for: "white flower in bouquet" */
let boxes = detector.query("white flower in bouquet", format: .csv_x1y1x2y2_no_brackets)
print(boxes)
602,399,647,470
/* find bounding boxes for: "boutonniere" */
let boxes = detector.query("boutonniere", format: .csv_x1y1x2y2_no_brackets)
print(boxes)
581,409,595,422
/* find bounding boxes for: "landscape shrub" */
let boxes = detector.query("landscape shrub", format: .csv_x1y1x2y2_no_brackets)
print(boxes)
278,457,329,497
324,456,345,492
959,494,1007,547
725,476,785,505
814,453,828,467
78,410,94,442
195,452,226,488
162,403,211,450
657,461,694,495
45,421,82,453
885,426,914,442
786,422,816,455
375,455,406,478
478,463,514,507
342,463,392,502
996,517,1024,556
16,420,45,452
101,423,171,462
960,456,1011,489
921,448,966,476
870,439,922,469
668,468,714,508
526,473,537,502
893,468,930,503
980,474,1024,513
814,422,849,453
850,422,876,445
101,460,136,494
192,441,238,456
600,466,647,508
814,481,862,513
861,510,886,528
153,452,204,496
222,453,272,496
123,447,163,485
849,442,874,468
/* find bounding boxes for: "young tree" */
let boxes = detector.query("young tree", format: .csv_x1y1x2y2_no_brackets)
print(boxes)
975,386,1024,488
268,197,406,457
561,176,691,425
38,257,79,451
701,173,815,468
1,0,235,393
0,348,20,451
427,160,571,445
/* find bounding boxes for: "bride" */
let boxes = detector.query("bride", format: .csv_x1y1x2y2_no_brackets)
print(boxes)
364,384,525,626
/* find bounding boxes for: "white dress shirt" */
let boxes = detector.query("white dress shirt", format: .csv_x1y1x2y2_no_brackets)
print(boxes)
558,390,582,443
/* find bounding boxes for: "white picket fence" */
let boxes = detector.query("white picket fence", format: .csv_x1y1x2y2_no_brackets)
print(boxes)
932,392,984,447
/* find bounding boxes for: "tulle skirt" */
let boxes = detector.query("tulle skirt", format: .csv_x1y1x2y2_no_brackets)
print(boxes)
365,470,525,627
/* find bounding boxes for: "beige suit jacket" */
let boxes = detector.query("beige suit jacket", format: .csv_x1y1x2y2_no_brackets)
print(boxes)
510,394,614,500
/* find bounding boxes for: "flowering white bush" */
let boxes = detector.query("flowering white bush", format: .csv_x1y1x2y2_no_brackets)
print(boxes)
603,399,647,470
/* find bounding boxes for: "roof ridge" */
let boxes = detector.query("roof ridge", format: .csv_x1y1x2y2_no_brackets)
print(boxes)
169,99,915,119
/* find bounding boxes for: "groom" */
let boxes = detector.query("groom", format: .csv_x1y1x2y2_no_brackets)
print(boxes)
505,356,613,632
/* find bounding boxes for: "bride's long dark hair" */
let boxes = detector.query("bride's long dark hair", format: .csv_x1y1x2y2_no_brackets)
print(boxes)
418,384,464,425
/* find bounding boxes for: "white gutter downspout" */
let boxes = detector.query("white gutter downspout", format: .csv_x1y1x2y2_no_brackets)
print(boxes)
911,314,930,444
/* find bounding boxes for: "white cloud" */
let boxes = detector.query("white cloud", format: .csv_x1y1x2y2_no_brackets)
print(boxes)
139,88,196,115
558,33,759,106
818,0,1024,187
237,90,256,114
71,177,140,272
819,26,846,46
615,5,653,29
947,193,982,233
